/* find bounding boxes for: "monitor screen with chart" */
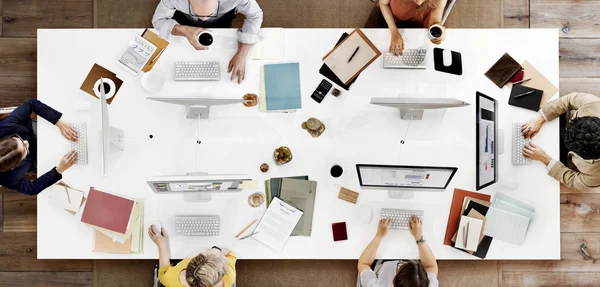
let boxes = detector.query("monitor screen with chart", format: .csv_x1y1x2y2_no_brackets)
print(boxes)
476,92,498,190
356,164,458,190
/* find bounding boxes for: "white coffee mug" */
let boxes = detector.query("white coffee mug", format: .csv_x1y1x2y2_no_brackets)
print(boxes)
198,31,214,47
428,24,444,41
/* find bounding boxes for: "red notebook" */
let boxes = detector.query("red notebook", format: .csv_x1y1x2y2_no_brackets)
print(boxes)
443,188,491,246
81,187,135,234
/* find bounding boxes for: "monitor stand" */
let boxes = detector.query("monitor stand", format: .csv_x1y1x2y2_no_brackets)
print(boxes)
183,172,212,202
186,105,210,119
109,126,125,151
388,190,415,199
400,109,424,120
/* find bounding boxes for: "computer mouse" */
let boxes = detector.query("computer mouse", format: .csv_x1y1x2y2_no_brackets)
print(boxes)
443,49,453,66
151,220,163,234
75,102,91,111
360,206,373,224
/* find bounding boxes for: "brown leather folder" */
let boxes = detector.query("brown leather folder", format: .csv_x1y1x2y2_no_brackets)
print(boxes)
444,188,491,246
141,29,169,72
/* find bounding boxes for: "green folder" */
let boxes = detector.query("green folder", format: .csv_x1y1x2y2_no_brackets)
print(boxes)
265,176,309,206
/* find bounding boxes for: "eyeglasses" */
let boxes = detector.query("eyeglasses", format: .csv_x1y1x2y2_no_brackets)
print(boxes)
189,0,220,18
14,135,29,158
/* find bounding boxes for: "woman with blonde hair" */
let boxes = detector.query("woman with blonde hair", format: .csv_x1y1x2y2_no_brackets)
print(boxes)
150,225,236,287
365,0,448,55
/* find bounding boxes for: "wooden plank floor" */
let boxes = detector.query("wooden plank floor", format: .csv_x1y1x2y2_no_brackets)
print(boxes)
1,0,600,286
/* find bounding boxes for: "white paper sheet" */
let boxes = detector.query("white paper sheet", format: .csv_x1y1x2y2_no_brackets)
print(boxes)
253,197,303,251
455,216,483,252
49,185,84,213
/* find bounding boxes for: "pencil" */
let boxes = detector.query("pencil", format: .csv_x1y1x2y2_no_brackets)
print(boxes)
149,48,165,65
235,219,257,238
65,186,71,204
513,78,532,85
514,90,535,99
466,222,470,247
239,231,260,240
462,225,466,247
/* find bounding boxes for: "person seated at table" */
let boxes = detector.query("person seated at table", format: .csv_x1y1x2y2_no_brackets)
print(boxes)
357,216,439,287
152,0,263,84
365,0,448,56
149,225,237,287
521,92,600,192
0,99,78,196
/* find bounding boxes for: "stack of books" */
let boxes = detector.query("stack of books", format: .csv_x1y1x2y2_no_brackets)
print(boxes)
264,176,316,236
81,187,144,254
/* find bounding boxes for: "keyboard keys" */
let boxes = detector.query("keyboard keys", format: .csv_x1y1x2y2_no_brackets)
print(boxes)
512,122,530,165
174,61,220,81
175,215,220,236
70,123,87,165
384,49,427,69
381,208,424,229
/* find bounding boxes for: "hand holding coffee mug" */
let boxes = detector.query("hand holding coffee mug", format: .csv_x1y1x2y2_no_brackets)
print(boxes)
181,26,211,50
428,24,446,45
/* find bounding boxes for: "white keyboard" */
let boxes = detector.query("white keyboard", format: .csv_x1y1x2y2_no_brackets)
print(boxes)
70,123,87,165
174,61,220,81
381,208,424,230
175,215,220,236
383,49,427,69
512,122,530,165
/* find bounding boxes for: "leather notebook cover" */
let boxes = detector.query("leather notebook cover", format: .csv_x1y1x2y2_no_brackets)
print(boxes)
485,53,522,88
338,187,359,204
509,84,543,111
141,29,169,72
506,60,558,107
81,187,135,234
332,222,348,241
444,188,491,246
433,48,463,75
319,33,357,90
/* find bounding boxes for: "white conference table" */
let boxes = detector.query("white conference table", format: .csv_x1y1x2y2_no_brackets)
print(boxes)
37,28,559,260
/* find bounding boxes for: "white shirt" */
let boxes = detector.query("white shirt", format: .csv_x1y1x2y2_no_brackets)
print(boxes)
359,261,439,287
152,0,263,44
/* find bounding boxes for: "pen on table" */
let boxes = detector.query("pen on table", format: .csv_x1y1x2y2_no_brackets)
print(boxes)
514,90,535,99
465,222,470,247
235,219,257,238
64,186,71,204
149,48,166,65
462,225,466,247
348,46,360,63
238,231,259,240
513,78,532,85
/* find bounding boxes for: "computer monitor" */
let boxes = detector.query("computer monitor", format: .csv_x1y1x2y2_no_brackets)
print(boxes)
356,164,458,199
476,92,497,190
147,94,250,119
370,96,469,120
99,78,125,176
146,173,252,202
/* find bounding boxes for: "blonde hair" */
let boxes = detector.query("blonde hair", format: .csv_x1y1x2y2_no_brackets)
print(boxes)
185,249,228,287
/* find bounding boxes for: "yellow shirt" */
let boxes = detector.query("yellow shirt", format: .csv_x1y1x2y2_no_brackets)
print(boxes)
158,251,237,287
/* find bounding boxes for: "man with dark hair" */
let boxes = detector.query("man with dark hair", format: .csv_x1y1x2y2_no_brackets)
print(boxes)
357,217,439,287
521,92,600,191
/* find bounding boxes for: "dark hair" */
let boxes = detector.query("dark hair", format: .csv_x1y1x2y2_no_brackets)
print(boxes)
564,117,600,160
393,260,430,287
0,137,22,172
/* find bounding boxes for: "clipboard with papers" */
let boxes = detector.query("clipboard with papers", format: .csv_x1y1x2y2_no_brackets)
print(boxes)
252,197,304,251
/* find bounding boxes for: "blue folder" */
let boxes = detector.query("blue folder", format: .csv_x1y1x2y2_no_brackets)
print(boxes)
264,63,302,110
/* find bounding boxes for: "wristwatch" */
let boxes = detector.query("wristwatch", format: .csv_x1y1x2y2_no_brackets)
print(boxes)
211,246,222,252
416,236,426,245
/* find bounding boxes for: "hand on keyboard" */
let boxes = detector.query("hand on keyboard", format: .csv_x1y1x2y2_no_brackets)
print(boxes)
56,150,77,174
408,215,423,240
377,218,392,238
389,32,404,56
56,120,78,142
521,114,546,139
522,142,551,165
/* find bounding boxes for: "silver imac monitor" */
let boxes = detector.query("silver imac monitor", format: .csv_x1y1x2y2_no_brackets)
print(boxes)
475,92,497,190
356,164,458,199
146,173,252,202
370,97,469,120
147,94,250,119
99,78,125,176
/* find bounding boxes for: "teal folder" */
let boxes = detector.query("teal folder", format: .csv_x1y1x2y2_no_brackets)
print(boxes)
264,63,302,110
